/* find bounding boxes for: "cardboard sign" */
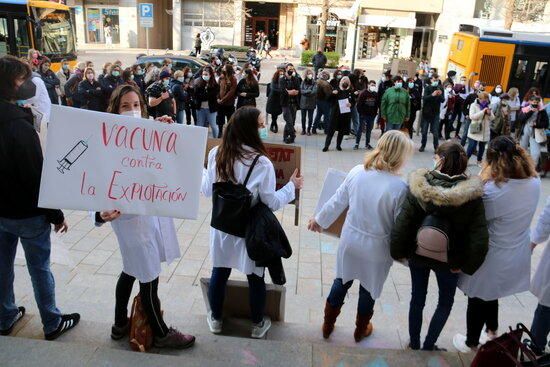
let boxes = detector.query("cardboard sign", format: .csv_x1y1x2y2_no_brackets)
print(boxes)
315,168,348,238
205,138,301,225
39,106,208,219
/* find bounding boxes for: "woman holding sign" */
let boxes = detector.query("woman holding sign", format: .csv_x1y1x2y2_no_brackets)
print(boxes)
322,76,355,152
95,84,195,349
202,106,303,338
309,131,414,342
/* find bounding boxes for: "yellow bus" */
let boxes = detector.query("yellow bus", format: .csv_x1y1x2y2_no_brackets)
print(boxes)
446,24,549,102
0,0,77,71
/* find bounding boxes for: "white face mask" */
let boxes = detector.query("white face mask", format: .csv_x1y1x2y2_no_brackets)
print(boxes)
177,77,185,82
307,74,313,80
446,87,452,93
495,87,502,93
121,110,142,119
369,86,377,92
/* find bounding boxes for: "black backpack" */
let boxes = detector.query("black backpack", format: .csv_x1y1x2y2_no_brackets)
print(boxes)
210,155,260,238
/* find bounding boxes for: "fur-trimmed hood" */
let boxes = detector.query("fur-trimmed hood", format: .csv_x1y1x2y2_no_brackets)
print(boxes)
408,168,484,208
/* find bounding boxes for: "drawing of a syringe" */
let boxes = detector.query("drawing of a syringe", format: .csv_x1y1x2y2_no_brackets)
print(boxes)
57,139,89,174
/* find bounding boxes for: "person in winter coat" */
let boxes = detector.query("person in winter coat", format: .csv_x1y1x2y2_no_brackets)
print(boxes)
131,64,146,96
517,95,549,171
171,70,188,124
323,76,355,152
300,69,317,135
180,67,196,125
279,63,301,144
438,82,456,141
194,33,202,55
466,92,495,165
453,136,540,353
490,93,511,140
38,57,60,105
381,76,410,132
419,73,445,152
312,70,333,134
194,66,220,138
391,142,489,351
312,48,327,78
0,55,79,341
147,69,175,119
405,78,422,138
78,67,106,112
202,106,303,338
377,71,394,132
460,80,484,146
530,196,550,356
266,69,284,133
100,64,122,107
309,131,414,343
236,68,260,109
489,84,503,113
354,79,379,150
508,87,521,135
217,64,237,136
27,71,52,129
56,59,71,105
64,62,85,107
121,67,138,88
97,84,195,349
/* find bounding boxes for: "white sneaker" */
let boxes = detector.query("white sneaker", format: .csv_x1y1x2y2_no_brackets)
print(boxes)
207,311,222,334
479,330,498,345
251,316,271,339
453,333,473,353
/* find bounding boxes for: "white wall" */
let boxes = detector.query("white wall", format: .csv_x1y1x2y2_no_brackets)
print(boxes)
180,26,235,51
173,0,182,50
119,5,138,48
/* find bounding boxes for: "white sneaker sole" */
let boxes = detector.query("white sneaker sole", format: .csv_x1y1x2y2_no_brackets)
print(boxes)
206,314,222,334
251,318,272,339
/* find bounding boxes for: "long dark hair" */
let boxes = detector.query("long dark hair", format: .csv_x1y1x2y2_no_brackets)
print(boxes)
435,141,468,177
215,106,269,182
244,69,258,87
0,55,32,101
201,66,217,88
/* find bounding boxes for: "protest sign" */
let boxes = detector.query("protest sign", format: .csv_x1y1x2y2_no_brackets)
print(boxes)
205,138,301,225
315,168,348,238
39,106,208,219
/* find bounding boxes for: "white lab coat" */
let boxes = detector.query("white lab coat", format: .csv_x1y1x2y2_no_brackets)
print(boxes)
315,166,408,299
458,178,540,301
201,146,295,277
531,196,550,307
28,75,51,124
96,214,181,283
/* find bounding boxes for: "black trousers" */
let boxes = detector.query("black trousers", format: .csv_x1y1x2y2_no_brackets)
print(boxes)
466,297,499,347
114,272,169,337
217,105,235,138
324,127,344,149
185,104,197,125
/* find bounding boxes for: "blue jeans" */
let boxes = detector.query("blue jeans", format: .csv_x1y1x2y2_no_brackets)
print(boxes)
460,118,471,146
197,108,218,138
351,106,359,133
0,216,62,334
208,267,266,324
327,278,375,316
176,110,185,124
356,115,376,146
531,303,550,354
421,115,441,149
313,100,331,130
409,262,458,350
467,138,486,162
385,122,402,132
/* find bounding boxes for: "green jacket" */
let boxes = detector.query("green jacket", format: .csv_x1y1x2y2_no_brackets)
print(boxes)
390,169,489,275
381,86,410,124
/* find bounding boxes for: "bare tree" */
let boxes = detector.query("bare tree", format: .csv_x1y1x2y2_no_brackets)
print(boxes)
501,0,548,29
303,0,350,50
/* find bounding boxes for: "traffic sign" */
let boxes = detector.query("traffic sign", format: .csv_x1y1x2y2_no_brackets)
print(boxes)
139,3,154,28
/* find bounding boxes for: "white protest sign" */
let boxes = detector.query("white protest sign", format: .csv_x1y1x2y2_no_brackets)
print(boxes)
315,168,348,238
39,106,208,219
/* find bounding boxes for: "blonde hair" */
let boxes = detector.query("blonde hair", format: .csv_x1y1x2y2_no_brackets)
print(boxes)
508,87,519,98
477,91,490,101
364,130,414,173
173,70,184,79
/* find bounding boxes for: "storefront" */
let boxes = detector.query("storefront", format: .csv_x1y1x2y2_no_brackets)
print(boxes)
85,6,120,44
306,13,348,55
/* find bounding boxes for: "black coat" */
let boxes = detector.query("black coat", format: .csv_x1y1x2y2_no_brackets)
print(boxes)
64,74,83,107
236,79,260,108
422,84,445,118
39,70,60,104
329,88,355,134
134,74,146,96
170,80,188,111
266,81,282,115
279,76,301,107
100,75,122,105
78,79,107,112
193,78,219,113
0,101,64,224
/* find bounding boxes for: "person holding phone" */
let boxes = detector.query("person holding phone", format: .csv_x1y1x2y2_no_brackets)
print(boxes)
466,92,495,166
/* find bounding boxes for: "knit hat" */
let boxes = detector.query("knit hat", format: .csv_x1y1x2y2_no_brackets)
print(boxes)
159,70,171,79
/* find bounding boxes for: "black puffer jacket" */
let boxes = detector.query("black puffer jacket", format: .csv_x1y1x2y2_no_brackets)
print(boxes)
390,169,489,274
78,79,107,112
0,101,64,224
236,78,260,108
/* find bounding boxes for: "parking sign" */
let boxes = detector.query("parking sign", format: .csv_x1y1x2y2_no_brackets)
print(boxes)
139,3,154,28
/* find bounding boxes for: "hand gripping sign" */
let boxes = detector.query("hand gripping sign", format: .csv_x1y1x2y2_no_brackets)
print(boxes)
39,106,208,219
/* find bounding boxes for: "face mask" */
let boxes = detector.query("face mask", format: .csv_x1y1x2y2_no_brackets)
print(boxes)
336,75,342,80
461,80,467,84
16,100,27,106
112,71,120,77
216,60,221,65
162,79,170,87
395,82,402,89
479,100,489,108
531,103,539,109
15,79,36,100
279,73,284,77
287,70,293,76
431,81,439,87
177,77,185,82
86,73,94,81
307,74,313,80
121,110,142,119
342,83,349,89
474,83,481,90
202,75,210,82
369,86,377,92
187,72,193,78
428,72,433,78
408,82,414,89
292,72,296,77
495,88,502,94
130,75,134,80
62,65,69,71
42,65,49,72
501,101,508,106
446,87,452,93
259,126,268,140
136,70,144,75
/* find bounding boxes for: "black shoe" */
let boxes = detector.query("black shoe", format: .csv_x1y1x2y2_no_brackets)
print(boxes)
322,147,328,152
408,343,420,351
353,145,359,150
45,313,80,341
111,319,130,340
336,146,342,151
366,144,373,150
273,125,278,133
270,125,276,133
422,345,447,352
312,129,317,135
0,306,25,336
434,145,439,151
419,146,425,152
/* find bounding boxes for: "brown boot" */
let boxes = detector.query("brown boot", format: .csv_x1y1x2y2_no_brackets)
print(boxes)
354,312,374,342
322,301,341,339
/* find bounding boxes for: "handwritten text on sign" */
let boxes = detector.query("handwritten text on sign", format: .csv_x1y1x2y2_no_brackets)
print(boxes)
39,106,208,219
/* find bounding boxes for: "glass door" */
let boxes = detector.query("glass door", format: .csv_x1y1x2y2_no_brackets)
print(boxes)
0,16,9,56
86,8,101,43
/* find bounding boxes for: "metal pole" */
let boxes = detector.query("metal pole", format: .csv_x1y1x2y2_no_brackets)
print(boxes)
351,13,359,71
146,28,149,55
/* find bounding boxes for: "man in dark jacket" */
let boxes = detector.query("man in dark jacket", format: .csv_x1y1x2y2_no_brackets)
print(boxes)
312,48,327,79
0,56,80,340
147,70,175,119
460,80,484,146
355,79,379,149
312,70,333,134
377,70,394,132
279,63,301,144
420,73,445,152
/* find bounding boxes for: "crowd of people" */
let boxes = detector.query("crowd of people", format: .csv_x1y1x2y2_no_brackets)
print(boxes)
0,50,549,358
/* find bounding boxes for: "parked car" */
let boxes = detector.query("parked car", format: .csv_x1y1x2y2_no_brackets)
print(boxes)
135,54,208,73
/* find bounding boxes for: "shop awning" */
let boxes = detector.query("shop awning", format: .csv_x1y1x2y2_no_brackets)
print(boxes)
358,14,417,29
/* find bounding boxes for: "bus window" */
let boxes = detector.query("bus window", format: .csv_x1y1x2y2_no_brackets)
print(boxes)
533,61,547,84
34,8,76,57
514,59,528,79
14,18,30,58
0,17,8,56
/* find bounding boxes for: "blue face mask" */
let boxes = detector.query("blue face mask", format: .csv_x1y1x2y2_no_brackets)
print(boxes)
163,79,170,87
408,82,414,89
259,127,268,140
16,100,27,106
394,82,402,89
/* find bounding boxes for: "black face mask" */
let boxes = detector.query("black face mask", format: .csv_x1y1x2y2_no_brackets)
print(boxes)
15,78,36,100
287,70,294,76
